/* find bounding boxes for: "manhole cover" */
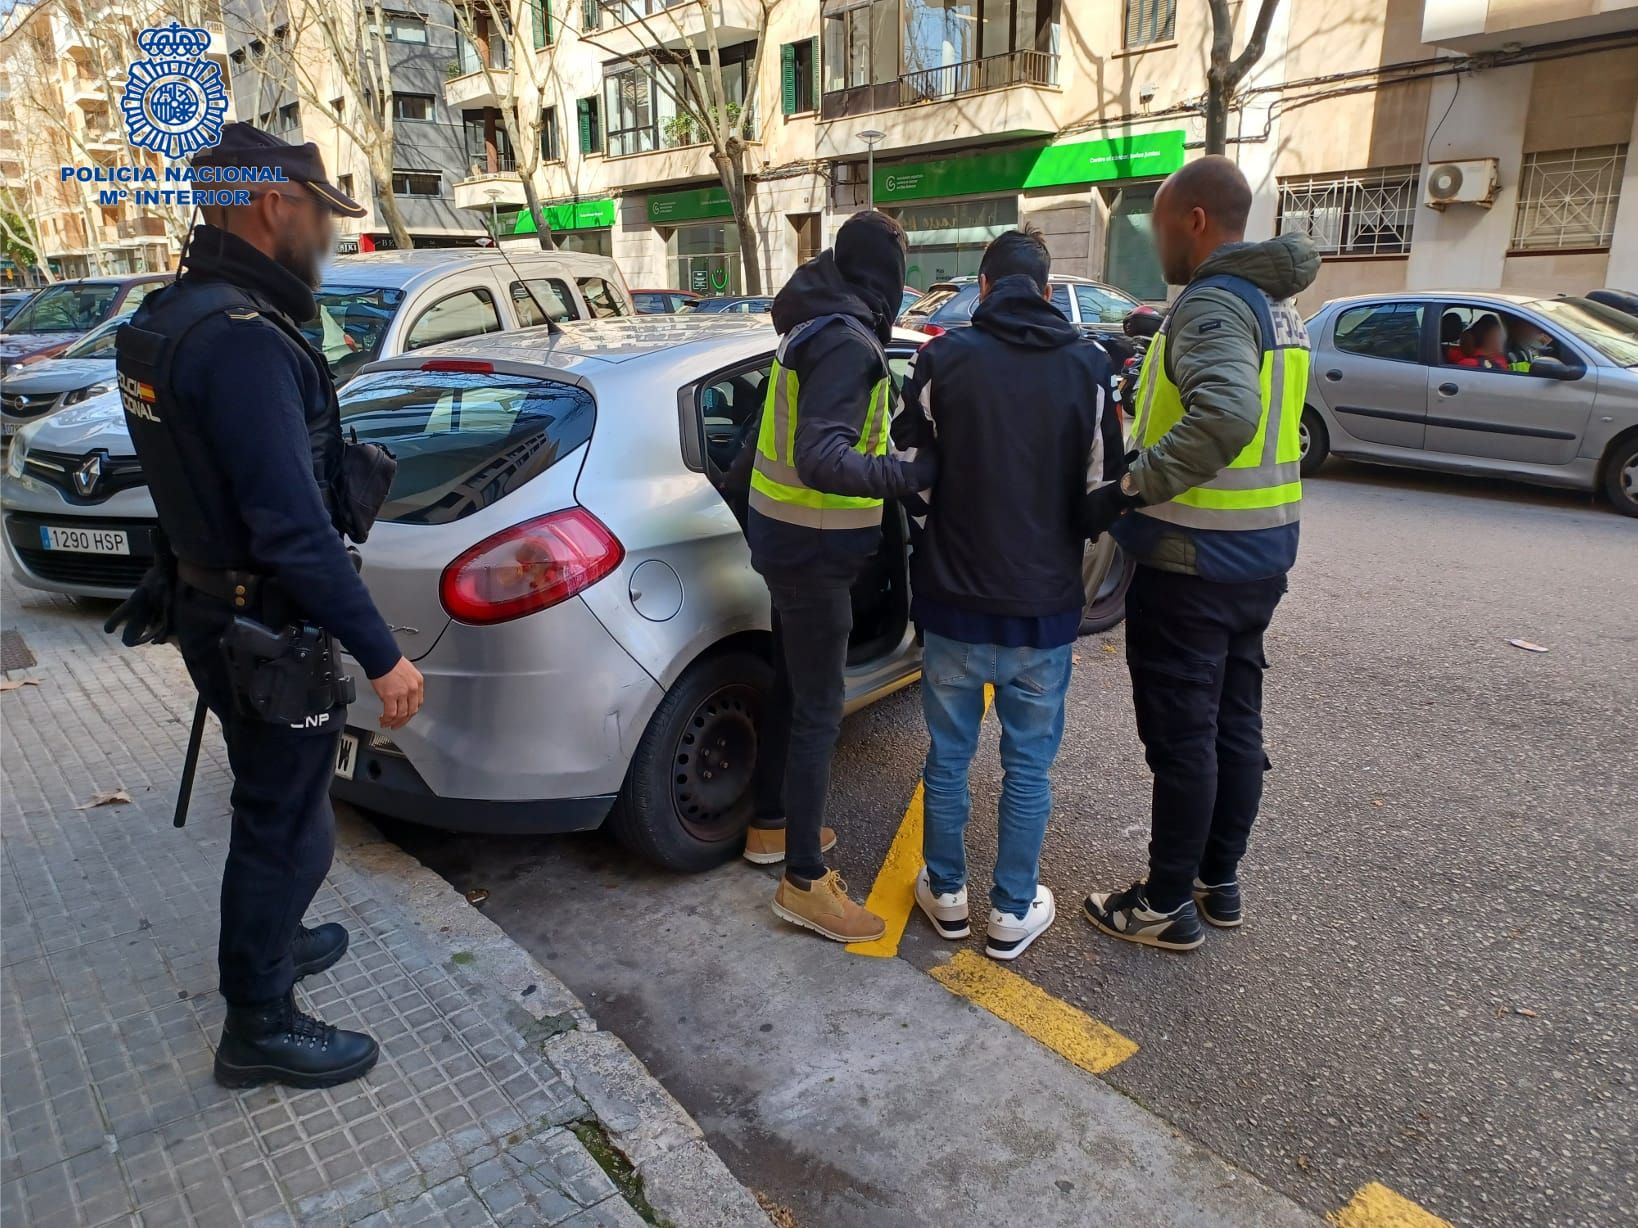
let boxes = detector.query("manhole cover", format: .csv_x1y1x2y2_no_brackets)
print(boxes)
1,630,37,672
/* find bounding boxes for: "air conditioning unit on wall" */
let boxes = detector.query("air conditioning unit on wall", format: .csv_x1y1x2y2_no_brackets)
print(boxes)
1424,159,1500,210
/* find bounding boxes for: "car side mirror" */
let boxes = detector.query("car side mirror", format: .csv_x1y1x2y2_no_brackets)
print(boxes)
1528,357,1582,381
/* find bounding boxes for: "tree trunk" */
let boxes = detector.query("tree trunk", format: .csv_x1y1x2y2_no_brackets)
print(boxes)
1204,72,1232,155
368,150,415,250
518,176,556,251
716,144,761,295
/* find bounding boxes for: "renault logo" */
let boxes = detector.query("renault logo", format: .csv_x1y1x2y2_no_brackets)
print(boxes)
73,451,105,497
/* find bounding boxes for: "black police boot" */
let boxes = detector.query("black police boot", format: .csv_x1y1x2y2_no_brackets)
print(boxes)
214,994,379,1090
292,922,349,980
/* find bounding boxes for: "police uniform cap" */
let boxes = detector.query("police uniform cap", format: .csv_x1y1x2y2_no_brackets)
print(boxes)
192,123,366,219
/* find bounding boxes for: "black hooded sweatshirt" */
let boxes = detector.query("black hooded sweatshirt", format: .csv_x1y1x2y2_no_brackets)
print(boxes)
893,275,1122,639
742,233,934,585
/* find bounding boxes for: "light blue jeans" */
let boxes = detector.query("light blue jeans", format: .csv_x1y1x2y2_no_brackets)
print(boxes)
920,632,1073,918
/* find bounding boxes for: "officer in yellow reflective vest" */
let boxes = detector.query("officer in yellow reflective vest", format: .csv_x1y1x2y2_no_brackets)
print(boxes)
741,211,936,944
1080,157,1320,953
1504,318,1548,372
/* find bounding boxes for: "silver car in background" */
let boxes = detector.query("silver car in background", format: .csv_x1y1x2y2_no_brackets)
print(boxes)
1300,292,1638,515
327,317,1129,870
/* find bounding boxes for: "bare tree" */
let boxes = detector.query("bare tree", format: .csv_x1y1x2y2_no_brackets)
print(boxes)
240,0,417,248
584,0,775,293
447,0,557,249
1204,0,1284,155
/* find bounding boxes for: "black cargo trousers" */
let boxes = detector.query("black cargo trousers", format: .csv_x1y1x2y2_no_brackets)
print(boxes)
173,586,343,1007
1125,564,1288,912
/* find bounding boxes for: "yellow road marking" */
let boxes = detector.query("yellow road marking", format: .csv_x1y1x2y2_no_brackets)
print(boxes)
847,685,994,959
931,949,1138,1074
1329,1184,1453,1228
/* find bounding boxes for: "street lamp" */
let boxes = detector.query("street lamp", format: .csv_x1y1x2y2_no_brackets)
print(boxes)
859,129,885,211
484,187,503,241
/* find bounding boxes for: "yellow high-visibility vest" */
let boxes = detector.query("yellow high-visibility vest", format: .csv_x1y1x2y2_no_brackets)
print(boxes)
1129,276,1310,532
749,316,891,531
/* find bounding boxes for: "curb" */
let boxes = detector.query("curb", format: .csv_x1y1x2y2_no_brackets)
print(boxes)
335,808,773,1228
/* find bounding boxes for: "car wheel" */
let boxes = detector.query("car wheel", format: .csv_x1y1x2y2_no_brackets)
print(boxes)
1079,535,1134,636
1602,434,1638,517
608,648,771,873
1299,407,1330,478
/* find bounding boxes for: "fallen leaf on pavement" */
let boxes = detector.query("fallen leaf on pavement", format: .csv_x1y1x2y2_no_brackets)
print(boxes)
1101,643,1118,655
1513,1007,1538,1018
464,887,490,907
0,677,41,692
75,789,131,810
1507,638,1549,653
1296,1153,1310,1170
1371,799,1384,807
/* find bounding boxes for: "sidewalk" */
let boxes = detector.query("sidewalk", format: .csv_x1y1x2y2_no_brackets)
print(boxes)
0,568,770,1228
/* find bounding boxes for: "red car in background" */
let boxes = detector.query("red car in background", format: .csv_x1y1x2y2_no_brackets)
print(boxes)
1,274,172,372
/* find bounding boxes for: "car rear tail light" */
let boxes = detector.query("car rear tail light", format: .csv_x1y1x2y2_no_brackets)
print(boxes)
421,359,494,373
919,323,945,338
439,508,624,625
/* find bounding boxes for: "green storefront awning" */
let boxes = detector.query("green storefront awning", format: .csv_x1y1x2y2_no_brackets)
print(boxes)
647,184,735,224
875,130,1186,205
512,197,617,235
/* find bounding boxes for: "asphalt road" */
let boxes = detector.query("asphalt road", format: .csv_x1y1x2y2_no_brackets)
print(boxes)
391,461,1637,1228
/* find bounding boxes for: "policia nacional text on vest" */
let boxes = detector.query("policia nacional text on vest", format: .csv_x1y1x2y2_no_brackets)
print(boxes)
749,314,892,530
1128,274,1311,536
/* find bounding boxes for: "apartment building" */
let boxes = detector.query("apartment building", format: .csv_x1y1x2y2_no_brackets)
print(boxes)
220,0,485,251
441,0,1635,306
0,1,235,280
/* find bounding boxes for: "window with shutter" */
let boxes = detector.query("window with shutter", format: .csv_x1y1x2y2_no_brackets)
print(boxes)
531,0,550,47
781,43,797,115
1124,0,1176,49
577,97,601,154
780,39,816,114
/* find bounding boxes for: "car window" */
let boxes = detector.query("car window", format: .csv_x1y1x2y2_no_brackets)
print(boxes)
1050,284,1072,319
632,292,671,313
1438,305,1572,371
121,281,159,311
339,369,595,524
511,278,576,326
404,287,502,350
904,287,958,319
1333,302,1424,363
60,316,127,359
698,361,772,472
931,285,981,324
1075,284,1138,324
7,283,120,333
577,276,626,319
305,285,405,382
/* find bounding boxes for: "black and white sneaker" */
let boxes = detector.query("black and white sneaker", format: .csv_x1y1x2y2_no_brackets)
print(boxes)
1192,877,1243,928
986,887,1055,961
1082,883,1204,952
915,868,970,939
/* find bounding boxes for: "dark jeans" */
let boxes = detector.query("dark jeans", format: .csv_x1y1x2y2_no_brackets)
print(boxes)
174,590,342,1006
751,579,854,881
1125,564,1287,912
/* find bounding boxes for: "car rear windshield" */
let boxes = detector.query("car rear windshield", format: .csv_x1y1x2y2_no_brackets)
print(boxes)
306,285,406,383
6,283,120,333
338,369,595,525
903,286,961,321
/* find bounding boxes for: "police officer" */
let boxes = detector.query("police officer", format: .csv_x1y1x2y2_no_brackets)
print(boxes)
111,124,424,1087
736,211,935,943
1080,156,1319,953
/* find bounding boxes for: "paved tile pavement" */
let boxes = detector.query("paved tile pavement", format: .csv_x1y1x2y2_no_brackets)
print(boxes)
0,575,658,1226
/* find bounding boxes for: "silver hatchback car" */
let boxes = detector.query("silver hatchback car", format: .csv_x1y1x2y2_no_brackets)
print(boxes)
1299,292,1638,515
328,317,1130,870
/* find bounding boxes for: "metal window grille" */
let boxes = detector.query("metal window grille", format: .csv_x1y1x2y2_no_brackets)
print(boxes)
1124,0,1175,48
1511,145,1628,252
1277,167,1418,256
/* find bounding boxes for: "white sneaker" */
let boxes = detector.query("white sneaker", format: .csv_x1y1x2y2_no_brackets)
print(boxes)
914,868,970,939
986,886,1056,961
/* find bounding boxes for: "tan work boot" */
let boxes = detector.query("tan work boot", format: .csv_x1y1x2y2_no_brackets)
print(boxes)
743,825,838,865
772,870,885,943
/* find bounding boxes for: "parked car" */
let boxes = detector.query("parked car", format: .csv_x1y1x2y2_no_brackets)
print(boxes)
900,287,922,316
631,288,702,314
149,316,1116,870
2,312,129,438
1,275,171,372
1586,288,1638,319
1,246,638,595
684,295,775,315
1,289,39,327
901,275,1142,345
1301,292,1638,515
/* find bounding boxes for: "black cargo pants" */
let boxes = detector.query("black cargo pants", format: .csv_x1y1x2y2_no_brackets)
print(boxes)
173,588,343,1006
1125,564,1287,912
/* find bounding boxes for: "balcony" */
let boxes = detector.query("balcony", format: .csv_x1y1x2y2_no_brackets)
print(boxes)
452,167,527,212
444,66,513,110
584,0,762,56
1422,0,1638,51
117,215,167,240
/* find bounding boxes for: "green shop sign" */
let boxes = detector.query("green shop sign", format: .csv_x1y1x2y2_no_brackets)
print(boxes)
875,130,1186,204
647,184,735,224
511,197,616,235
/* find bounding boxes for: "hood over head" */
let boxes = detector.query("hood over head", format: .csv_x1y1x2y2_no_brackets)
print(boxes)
1193,233,1320,302
970,274,1081,349
773,211,906,343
